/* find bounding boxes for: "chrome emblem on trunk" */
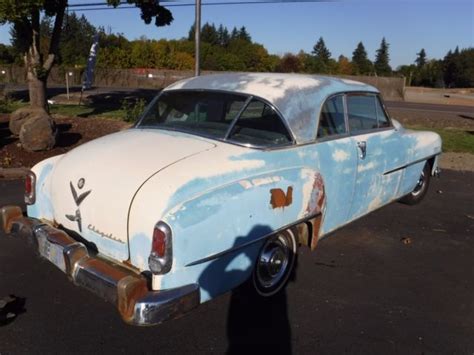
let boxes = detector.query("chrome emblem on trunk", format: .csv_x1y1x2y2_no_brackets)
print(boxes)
65,179,91,232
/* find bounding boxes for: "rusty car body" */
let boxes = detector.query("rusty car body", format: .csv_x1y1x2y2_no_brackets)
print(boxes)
0,73,442,325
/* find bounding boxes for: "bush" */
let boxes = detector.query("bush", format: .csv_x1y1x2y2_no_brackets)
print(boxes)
120,98,146,123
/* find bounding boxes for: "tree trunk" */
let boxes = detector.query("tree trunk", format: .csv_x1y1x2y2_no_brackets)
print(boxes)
27,73,47,110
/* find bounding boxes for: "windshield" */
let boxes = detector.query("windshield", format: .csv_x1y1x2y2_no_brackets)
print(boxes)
138,90,293,147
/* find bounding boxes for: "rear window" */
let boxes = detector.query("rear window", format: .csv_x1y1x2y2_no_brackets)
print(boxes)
227,99,292,147
317,95,346,139
138,91,292,148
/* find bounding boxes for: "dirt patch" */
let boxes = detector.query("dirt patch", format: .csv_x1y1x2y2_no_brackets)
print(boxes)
388,108,474,130
0,115,130,169
439,152,474,172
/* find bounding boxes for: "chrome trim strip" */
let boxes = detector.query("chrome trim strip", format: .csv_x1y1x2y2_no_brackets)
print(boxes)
185,213,320,267
383,153,440,175
223,95,253,139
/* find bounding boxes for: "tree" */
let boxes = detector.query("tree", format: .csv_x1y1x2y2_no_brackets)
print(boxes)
59,12,97,66
201,23,218,45
217,24,230,47
352,41,372,75
276,53,303,73
0,44,15,64
336,55,353,75
237,26,251,42
0,1,173,111
312,37,331,63
443,47,474,88
415,48,427,68
374,37,392,76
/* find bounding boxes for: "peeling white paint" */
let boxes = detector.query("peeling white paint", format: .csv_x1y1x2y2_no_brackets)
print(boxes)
332,149,350,162
358,161,376,172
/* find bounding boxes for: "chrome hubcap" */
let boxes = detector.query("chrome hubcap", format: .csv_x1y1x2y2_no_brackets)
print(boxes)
256,234,290,289
412,171,425,196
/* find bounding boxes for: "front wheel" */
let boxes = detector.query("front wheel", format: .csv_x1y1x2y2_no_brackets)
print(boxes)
251,229,297,297
399,162,431,205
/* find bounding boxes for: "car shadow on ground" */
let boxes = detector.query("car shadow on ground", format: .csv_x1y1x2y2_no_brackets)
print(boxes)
197,225,295,354
55,123,82,148
0,295,26,326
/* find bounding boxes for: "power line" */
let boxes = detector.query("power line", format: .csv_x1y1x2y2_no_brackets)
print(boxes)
68,0,330,11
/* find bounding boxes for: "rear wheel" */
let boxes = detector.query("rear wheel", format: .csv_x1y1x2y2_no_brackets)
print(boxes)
400,162,431,205
251,229,297,297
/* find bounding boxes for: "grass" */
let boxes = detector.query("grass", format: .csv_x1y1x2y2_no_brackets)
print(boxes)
0,100,129,121
406,125,474,155
49,104,128,120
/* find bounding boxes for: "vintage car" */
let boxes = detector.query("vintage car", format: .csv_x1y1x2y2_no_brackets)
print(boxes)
0,73,442,326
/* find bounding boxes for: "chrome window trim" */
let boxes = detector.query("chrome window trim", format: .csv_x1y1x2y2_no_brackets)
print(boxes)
134,89,297,150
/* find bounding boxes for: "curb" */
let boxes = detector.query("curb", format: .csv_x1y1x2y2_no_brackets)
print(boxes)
0,168,28,179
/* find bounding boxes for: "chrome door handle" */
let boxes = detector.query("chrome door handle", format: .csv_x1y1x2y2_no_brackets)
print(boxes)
357,141,367,159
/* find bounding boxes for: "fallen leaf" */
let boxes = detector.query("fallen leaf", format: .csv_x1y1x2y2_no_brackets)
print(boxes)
400,237,412,244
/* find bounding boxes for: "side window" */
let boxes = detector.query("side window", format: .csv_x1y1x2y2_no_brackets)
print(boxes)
317,95,346,139
347,94,378,133
375,96,390,128
228,99,292,147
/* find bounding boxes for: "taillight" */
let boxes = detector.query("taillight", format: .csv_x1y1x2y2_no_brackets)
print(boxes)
148,222,172,274
24,171,36,205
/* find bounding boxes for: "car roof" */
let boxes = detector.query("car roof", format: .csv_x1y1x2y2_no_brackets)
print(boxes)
164,73,379,144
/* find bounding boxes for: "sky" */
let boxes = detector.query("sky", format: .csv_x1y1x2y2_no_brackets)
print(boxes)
0,0,473,68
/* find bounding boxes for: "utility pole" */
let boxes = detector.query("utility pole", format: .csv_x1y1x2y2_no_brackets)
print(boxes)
195,0,201,76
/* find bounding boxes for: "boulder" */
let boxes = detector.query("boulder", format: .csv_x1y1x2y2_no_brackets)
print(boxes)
19,111,56,152
9,107,42,136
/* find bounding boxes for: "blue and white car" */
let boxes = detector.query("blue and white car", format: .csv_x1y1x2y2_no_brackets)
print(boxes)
0,73,442,325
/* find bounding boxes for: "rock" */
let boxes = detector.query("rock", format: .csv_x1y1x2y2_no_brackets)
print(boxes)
19,111,56,152
9,107,39,136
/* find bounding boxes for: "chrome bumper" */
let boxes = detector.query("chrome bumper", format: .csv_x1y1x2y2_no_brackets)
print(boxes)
0,205,200,326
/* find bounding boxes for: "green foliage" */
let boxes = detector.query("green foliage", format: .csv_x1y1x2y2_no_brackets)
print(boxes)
352,42,373,75
120,98,146,122
308,37,333,74
415,48,427,68
312,37,331,63
443,47,474,88
374,37,392,76
0,44,15,64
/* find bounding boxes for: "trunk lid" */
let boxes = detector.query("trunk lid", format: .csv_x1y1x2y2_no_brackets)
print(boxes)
50,129,215,261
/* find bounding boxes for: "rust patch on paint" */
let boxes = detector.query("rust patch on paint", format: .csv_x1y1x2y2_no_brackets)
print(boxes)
310,216,322,250
306,173,326,215
270,186,293,208
306,173,326,246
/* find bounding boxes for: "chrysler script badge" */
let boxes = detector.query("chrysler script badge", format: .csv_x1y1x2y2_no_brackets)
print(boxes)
65,178,91,232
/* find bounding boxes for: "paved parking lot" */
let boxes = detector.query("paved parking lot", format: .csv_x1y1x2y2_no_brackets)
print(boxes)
0,170,473,354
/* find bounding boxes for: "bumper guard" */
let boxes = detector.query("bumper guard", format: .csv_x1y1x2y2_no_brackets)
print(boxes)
0,205,200,326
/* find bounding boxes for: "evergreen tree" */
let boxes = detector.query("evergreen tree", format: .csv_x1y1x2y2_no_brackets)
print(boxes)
238,26,251,42
230,27,239,40
352,41,372,75
374,37,392,76
217,24,230,47
201,23,218,45
415,48,427,68
312,37,331,63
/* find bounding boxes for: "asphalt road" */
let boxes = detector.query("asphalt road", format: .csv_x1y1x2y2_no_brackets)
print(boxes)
4,83,473,117
385,101,473,116
0,171,473,354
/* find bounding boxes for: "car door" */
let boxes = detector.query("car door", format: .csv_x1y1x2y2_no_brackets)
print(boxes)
346,93,406,220
314,94,359,236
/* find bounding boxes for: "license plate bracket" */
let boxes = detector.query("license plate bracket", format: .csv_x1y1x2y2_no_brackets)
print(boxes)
38,235,67,273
